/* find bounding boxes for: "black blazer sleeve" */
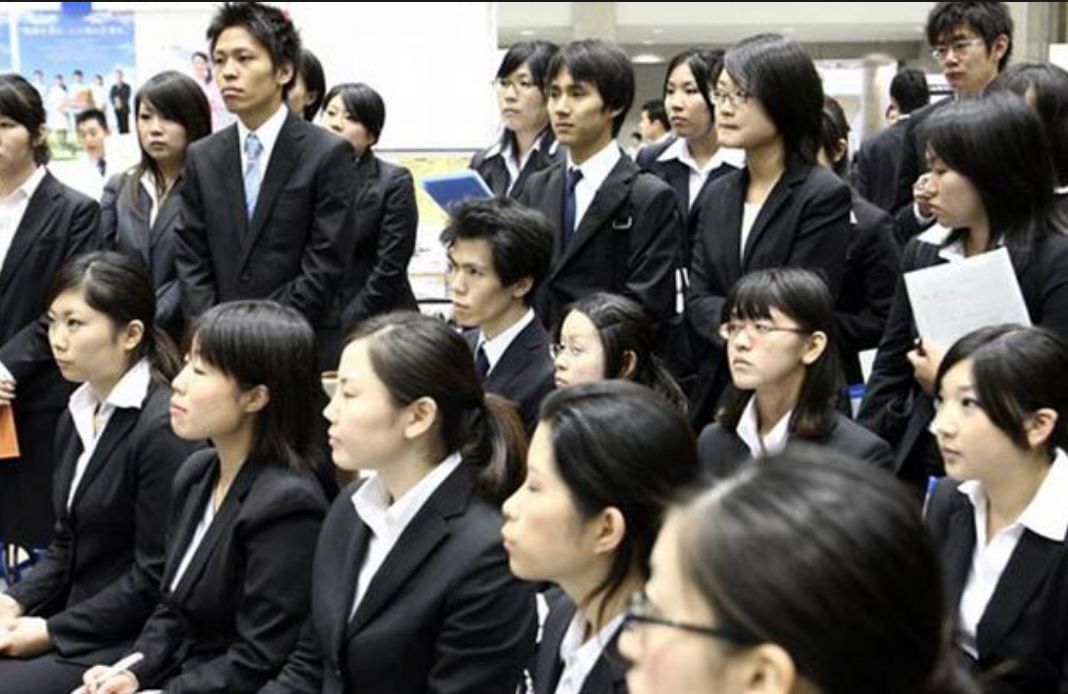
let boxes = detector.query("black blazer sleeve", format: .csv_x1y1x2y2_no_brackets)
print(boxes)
174,144,217,319
340,163,418,329
835,199,900,357
261,618,323,694
98,173,122,249
685,201,728,344
625,175,682,327
46,399,196,655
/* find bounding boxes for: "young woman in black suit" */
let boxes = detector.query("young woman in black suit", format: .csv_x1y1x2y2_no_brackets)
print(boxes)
553,293,686,413
79,301,328,694
100,71,211,343
697,268,892,478
319,83,418,365
927,325,1068,693
858,93,1068,490
0,253,197,692
686,33,852,427
470,41,561,198
502,380,700,694
262,311,536,694
0,74,99,555
620,449,974,694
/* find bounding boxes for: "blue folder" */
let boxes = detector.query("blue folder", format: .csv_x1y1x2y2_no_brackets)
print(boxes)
421,170,494,213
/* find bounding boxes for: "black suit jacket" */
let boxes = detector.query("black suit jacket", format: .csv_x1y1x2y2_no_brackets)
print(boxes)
463,320,553,434
7,381,198,658
174,111,359,327
685,163,852,425
836,191,900,385
858,230,1068,481
519,153,681,331
127,450,326,693
100,171,187,340
335,153,418,333
0,171,98,546
262,462,537,694
852,118,909,212
470,128,562,199
926,478,1068,694
697,412,894,478
532,589,627,694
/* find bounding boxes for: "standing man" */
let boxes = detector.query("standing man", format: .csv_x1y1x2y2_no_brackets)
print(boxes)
109,69,132,134
174,1,358,344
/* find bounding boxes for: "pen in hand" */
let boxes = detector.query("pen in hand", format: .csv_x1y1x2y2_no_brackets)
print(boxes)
71,652,143,694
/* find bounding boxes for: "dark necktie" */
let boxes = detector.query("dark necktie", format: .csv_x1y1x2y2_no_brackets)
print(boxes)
97,158,106,177
561,167,584,248
474,344,490,382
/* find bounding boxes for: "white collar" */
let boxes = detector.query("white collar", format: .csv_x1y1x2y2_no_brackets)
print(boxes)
916,223,1004,262
1055,185,1068,195
1,165,46,204
656,137,744,172
351,451,463,538
557,609,626,691
958,448,1068,543
68,358,152,415
478,308,536,373
236,103,288,158
735,396,792,459
567,141,621,188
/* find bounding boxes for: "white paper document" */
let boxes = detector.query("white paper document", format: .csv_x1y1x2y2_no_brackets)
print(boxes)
904,247,1031,349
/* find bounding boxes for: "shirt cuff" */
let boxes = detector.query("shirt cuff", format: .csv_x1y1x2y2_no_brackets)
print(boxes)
0,360,13,382
913,203,934,225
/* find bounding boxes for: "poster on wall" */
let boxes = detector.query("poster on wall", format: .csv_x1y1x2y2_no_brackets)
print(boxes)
18,9,135,158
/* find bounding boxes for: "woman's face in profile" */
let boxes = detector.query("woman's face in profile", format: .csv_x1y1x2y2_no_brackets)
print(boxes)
922,148,987,231
553,310,607,389
497,61,549,135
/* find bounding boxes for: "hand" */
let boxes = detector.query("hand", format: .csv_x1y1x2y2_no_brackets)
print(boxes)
0,594,23,629
0,379,15,407
82,665,139,694
913,173,934,218
0,616,50,658
906,339,945,397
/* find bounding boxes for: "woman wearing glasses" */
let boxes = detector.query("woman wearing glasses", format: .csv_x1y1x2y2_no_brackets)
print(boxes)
471,41,562,198
502,380,700,694
686,33,852,428
619,448,974,694
858,92,1068,491
552,293,686,413
698,268,891,477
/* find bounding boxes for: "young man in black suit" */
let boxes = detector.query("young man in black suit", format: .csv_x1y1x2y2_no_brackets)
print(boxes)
442,198,554,434
519,39,682,333
174,2,358,338
892,1,1012,244
852,68,929,213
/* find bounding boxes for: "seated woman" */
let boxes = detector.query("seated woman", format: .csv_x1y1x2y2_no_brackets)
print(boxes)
620,448,975,694
502,380,701,694
927,325,1068,693
319,83,418,365
79,301,329,694
100,70,211,343
0,252,197,692
261,312,536,694
698,268,892,477
858,92,1068,490
553,292,687,412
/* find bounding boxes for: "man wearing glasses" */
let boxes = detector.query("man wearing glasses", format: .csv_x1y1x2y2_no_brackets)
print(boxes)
893,1,1013,243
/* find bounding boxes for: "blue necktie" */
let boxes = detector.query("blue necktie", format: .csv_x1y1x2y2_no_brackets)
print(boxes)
244,133,264,220
561,167,583,248
474,344,490,382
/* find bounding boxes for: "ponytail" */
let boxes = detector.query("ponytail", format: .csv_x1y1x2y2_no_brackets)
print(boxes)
148,325,182,383
462,393,527,505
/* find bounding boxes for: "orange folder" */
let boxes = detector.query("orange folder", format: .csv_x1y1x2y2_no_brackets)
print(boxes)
0,405,19,460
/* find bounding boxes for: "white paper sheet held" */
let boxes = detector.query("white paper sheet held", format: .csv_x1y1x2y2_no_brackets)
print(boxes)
904,247,1031,348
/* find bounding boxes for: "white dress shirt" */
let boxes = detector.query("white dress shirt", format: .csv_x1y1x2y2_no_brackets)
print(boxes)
567,142,622,234
0,165,47,382
739,201,763,263
956,449,1068,658
236,103,288,180
66,359,152,510
170,494,217,592
656,138,745,209
553,611,625,694
735,397,791,459
476,308,536,376
349,452,464,618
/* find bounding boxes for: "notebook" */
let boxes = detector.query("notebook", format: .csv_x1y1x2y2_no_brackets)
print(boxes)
421,170,494,213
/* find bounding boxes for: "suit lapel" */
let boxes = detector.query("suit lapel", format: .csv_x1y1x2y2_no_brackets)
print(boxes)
53,428,82,521
709,171,746,283
552,157,635,279
149,179,184,252
326,501,372,668
541,164,567,262
740,165,806,270
943,498,977,609
245,113,303,254
348,465,472,634
977,530,1064,656
0,172,61,293
533,598,573,694
664,160,690,219
69,407,140,514
485,320,547,392
580,631,628,694
162,458,218,589
208,125,248,243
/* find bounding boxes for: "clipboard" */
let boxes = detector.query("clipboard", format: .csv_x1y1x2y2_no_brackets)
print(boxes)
420,170,493,213
0,405,19,460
